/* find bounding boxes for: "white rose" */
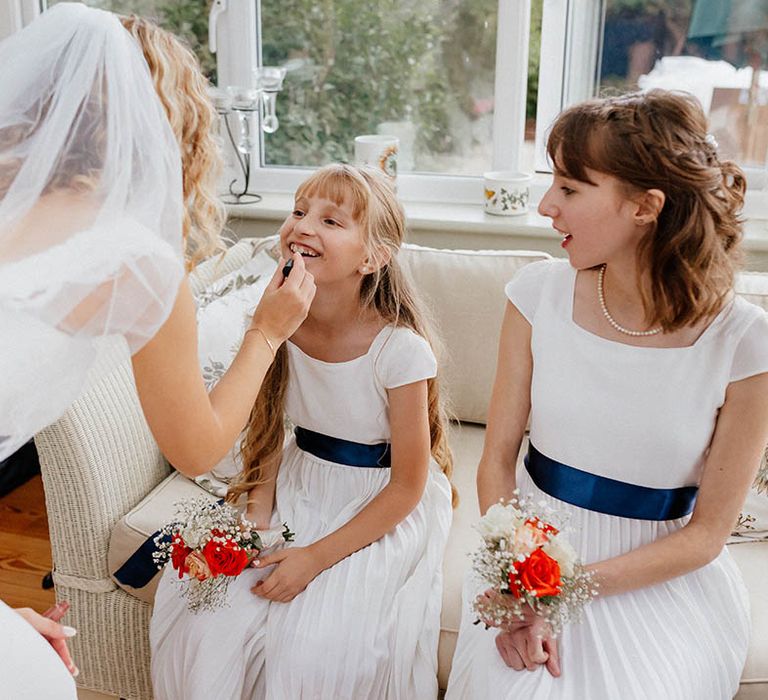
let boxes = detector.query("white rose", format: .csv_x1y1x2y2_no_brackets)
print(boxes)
476,503,523,539
543,535,578,578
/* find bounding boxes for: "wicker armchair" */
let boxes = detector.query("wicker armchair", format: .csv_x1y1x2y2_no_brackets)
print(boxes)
35,240,256,699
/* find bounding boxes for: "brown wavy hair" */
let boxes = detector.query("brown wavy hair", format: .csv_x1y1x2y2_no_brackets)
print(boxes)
547,89,745,331
228,164,457,506
120,15,225,270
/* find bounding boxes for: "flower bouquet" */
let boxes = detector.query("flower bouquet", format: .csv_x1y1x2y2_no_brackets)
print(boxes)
471,497,596,634
153,498,293,613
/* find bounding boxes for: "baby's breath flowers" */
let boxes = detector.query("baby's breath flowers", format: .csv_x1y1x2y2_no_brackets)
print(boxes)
471,494,596,635
153,498,293,613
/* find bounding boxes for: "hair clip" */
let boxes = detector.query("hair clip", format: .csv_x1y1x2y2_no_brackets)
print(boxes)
705,134,718,149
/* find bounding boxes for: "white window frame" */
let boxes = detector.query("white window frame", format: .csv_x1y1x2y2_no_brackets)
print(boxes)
535,0,768,209
214,0,533,204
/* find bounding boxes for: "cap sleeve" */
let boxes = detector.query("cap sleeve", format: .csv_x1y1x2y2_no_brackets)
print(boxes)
504,259,552,323
730,310,768,383
375,327,437,389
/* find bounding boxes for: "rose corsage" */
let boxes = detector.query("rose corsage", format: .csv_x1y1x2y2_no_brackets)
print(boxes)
471,496,596,634
153,498,293,613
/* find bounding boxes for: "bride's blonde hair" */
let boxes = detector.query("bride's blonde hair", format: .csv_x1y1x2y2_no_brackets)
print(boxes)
228,164,457,506
120,16,225,269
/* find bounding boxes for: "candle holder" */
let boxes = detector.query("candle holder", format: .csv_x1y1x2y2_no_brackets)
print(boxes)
212,67,286,205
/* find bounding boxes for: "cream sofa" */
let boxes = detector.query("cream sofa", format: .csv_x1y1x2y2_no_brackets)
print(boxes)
36,238,768,699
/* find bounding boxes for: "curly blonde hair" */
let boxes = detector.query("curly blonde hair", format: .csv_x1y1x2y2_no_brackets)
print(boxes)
120,15,225,269
547,89,745,331
228,164,457,507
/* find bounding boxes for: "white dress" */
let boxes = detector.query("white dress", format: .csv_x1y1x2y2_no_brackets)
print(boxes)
0,601,77,699
446,259,768,700
151,325,453,699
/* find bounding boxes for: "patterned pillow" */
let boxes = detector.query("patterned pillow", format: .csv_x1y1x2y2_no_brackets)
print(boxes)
192,236,279,495
731,271,768,542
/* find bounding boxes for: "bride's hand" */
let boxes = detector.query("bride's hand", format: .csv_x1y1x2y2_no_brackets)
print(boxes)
15,607,78,677
249,252,315,346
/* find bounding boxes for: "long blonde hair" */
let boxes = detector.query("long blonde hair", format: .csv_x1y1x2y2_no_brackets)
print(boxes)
120,16,225,270
228,164,457,506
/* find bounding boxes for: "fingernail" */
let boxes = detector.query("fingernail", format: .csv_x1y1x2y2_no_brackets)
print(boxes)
71,666,79,678
252,559,260,567
62,626,77,637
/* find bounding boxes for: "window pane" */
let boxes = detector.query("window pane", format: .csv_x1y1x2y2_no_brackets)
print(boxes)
45,0,215,81
599,0,768,168
260,0,498,175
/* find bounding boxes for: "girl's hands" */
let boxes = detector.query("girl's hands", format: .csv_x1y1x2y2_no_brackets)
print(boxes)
15,606,78,676
476,589,561,677
495,622,560,677
249,252,315,346
250,546,324,603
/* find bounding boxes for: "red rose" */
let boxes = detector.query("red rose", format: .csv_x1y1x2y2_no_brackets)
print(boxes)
202,537,250,577
170,535,193,579
510,548,562,598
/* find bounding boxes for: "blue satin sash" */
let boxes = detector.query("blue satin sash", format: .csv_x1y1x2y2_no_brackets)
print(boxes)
294,426,391,468
113,531,169,589
524,443,698,521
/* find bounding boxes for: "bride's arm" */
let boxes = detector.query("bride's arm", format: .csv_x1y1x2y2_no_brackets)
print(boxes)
131,254,313,477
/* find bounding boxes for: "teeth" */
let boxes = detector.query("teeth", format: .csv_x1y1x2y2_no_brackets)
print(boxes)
289,243,320,257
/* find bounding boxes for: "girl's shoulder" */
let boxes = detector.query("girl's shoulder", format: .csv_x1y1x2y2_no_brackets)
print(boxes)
374,325,437,390
722,296,768,383
504,258,569,323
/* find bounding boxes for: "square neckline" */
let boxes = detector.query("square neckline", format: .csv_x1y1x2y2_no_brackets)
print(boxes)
287,325,393,366
566,264,733,351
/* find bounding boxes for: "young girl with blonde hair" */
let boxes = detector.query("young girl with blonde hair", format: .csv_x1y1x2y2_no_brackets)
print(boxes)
151,163,455,699
447,90,768,700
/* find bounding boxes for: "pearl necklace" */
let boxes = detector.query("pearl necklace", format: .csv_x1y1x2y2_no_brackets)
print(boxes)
597,264,662,337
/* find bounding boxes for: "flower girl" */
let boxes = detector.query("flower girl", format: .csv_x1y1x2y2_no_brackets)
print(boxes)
151,164,454,699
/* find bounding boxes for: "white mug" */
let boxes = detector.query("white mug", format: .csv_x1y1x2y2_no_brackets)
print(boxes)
354,134,399,180
483,171,532,216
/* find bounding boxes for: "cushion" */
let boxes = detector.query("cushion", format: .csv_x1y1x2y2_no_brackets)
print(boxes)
729,541,768,695
438,421,484,688
193,237,278,494
107,471,216,603
399,244,550,425
732,270,768,541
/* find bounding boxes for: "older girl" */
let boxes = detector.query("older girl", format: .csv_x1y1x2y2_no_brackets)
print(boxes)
447,90,768,700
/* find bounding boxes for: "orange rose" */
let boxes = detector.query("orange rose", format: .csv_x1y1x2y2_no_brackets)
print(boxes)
202,538,250,577
510,548,562,598
185,551,213,581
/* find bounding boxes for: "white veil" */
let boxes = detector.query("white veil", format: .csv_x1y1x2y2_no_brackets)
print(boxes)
0,3,186,460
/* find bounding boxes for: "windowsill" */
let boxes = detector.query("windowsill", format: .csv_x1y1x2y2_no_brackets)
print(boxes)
227,192,768,252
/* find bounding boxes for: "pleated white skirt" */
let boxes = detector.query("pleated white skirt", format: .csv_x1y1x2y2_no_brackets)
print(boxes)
150,439,452,700
445,467,749,700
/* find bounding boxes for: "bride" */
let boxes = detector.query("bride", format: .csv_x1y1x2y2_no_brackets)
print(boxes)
0,5,314,696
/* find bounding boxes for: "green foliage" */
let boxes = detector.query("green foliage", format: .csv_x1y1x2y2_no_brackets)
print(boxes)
50,0,215,80
260,0,461,166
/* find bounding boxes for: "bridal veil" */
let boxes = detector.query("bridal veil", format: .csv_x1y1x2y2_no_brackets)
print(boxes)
0,3,186,460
